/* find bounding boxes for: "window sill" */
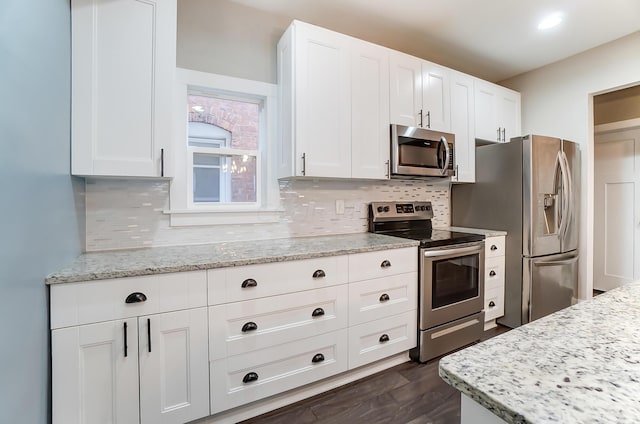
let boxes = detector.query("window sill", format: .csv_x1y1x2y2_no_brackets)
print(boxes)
166,209,282,227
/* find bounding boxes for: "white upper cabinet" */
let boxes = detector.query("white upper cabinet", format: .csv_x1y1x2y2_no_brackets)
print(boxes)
351,40,391,179
390,51,451,132
278,21,352,178
71,0,176,177
474,79,521,143
450,71,476,183
278,21,391,180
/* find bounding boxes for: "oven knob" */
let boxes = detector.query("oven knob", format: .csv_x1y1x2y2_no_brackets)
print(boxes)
418,206,424,211
383,206,390,212
377,206,384,213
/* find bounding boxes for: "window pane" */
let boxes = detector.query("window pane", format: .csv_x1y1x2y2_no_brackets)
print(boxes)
193,153,220,167
192,153,257,203
187,94,259,150
193,167,220,203
229,155,257,203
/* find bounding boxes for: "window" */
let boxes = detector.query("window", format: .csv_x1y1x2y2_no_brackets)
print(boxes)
169,69,279,226
187,94,259,205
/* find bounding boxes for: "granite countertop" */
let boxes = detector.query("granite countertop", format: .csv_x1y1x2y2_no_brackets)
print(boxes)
440,226,507,237
46,233,419,285
439,282,640,424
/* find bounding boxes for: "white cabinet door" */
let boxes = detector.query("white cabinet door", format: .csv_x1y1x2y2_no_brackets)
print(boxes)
351,40,390,179
498,88,521,142
450,71,476,183
389,51,422,127
51,319,139,424
422,61,451,132
474,79,500,142
139,308,210,424
294,22,351,178
71,0,175,177
474,80,521,143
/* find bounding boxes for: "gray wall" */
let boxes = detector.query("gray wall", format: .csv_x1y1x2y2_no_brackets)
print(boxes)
177,0,290,83
0,0,84,422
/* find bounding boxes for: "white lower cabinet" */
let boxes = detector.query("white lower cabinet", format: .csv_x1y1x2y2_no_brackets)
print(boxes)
483,236,506,328
51,247,419,422
209,285,349,360
52,308,210,424
210,329,349,413
50,271,209,424
348,272,417,326
348,311,417,369
52,319,140,424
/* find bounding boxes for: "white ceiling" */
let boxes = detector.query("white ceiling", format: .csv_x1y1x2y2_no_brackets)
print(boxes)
229,0,640,82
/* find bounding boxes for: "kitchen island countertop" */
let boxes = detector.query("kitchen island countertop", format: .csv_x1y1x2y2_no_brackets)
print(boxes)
46,233,419,284
439,282,640,424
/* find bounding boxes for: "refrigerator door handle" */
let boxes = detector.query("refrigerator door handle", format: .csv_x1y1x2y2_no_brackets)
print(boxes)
561,150,574,239
535,256,579,266
556,151,570,238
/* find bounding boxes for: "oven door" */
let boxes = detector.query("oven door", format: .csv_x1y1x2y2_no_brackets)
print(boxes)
420,241,485,329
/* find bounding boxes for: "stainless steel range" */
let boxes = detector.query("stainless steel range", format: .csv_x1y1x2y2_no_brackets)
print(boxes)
369,201,485,363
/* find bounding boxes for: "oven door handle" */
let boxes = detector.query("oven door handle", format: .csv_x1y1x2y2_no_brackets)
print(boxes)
423,244,483,258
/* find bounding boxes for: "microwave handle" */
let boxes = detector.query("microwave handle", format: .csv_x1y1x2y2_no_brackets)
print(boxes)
439,137,450,176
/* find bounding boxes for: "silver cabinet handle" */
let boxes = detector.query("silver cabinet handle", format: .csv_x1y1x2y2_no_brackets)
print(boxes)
426,111,431,128
497,128,501,141
501,128,506,142
419,109,423,127
384,160,390,178
301,153,306,176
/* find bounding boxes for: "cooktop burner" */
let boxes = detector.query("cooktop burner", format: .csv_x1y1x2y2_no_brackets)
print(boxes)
368,201,485,248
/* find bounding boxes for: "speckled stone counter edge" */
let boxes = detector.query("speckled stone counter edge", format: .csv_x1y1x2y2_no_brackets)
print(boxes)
46,233,419,285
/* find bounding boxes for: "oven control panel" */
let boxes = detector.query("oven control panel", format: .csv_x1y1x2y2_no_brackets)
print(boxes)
370,201,434,222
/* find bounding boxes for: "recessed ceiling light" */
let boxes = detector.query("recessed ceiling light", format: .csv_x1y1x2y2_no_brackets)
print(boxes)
192,105,204,112
538,12,563,30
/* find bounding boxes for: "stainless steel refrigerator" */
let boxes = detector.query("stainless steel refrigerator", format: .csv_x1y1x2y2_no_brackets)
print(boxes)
451,135,579,328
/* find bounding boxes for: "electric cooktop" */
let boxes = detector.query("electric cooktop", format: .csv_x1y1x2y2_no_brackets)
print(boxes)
368,201,484,248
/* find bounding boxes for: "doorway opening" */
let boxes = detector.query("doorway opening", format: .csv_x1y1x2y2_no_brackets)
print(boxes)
592,84,640,292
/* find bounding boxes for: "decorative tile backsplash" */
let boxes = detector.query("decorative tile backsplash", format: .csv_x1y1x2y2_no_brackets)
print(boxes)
85,178,450,251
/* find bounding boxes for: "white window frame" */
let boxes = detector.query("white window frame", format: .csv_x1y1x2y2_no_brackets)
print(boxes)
167,68,280,226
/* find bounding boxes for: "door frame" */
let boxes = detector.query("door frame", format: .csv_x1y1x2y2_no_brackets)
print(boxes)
587,82,640,300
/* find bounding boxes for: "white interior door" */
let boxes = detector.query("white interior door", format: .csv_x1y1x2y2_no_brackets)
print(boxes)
594,127,640,291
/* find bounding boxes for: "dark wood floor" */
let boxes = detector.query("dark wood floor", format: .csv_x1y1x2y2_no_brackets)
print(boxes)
241,325,510,424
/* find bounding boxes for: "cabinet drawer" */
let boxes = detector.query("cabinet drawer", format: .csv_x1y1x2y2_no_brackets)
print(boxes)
209,285,348,360
348,273,417,326
208,256,348,305
50,271,207,329
485,256,505,291
484,286,505,322
347,311,416,370
485,236,505,258
348,247,417,282
210,329,348,413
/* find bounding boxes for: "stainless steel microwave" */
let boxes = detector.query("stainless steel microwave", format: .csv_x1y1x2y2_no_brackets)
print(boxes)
390,124,455,178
